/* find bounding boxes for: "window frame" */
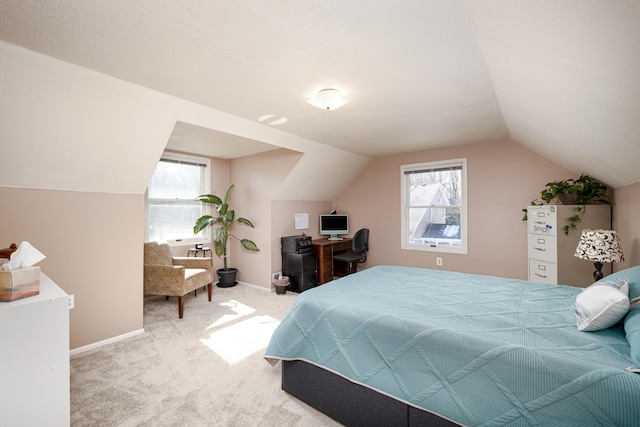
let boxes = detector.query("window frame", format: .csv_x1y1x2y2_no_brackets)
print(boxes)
145,152,211,246
400,158,468,254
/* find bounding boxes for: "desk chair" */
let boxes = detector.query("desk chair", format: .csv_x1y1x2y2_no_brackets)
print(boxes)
333,228,369,275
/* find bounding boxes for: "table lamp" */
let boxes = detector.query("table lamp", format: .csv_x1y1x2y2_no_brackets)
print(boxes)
574,229,625,281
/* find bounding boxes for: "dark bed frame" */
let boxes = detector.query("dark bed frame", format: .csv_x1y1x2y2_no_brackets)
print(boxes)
282,360,460,427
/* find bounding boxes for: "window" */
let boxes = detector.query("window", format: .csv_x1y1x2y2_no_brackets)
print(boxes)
401,158,467,254
147,153,210,244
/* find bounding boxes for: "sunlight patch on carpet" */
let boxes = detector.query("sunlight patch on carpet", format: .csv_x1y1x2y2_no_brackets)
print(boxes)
200,315,281,364
206,299,257,330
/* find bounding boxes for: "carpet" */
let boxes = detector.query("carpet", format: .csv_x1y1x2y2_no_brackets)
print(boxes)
70,284,341,426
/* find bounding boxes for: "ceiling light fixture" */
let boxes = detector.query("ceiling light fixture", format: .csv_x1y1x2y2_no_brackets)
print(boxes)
307,88,349,111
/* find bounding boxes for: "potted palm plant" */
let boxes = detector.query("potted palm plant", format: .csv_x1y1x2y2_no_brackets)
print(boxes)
193,184,259,287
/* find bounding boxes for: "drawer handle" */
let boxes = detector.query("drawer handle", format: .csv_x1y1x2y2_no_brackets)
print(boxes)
535,273,547,278
534,248,546,252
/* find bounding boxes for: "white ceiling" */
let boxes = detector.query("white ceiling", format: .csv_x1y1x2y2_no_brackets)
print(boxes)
1,1,639,187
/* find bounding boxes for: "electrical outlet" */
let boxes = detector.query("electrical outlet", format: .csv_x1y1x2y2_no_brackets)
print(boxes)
68,294,75,309
436,257,443,267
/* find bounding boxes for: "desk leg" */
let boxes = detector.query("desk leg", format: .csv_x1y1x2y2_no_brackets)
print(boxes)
313,245,333,285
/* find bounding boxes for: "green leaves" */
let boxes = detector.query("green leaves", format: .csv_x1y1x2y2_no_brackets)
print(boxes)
193,215,213,234
522,174,609,234
193,184,259,270
237,217,254,228
240,239,260,252
196,194,222,205
214,240,224,257
539,174,609,206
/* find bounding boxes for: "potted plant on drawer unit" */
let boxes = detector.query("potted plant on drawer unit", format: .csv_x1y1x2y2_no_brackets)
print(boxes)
194,184,259,287
522,174,610,235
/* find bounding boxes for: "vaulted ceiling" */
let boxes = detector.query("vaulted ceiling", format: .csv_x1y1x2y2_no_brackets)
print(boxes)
1,1,639,188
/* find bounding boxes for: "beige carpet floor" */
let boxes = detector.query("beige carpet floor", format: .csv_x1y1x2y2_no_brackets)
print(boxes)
70,284,341,426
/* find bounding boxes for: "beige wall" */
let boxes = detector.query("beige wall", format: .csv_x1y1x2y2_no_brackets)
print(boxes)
0,187,143,349
270,199,333,276
612,181,640,270
229,149,305,288
333,139,581,279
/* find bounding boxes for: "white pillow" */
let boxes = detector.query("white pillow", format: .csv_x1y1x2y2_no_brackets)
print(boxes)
575,279,629,332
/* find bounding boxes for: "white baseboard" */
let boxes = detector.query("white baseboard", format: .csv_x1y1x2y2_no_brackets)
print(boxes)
70,283,271,357
70,328,145,357
236,280,272,292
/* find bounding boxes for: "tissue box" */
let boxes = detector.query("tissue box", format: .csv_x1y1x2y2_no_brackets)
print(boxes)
0,266,40,302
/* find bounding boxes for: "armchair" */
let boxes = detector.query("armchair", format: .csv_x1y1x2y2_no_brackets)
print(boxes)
143,242,213,318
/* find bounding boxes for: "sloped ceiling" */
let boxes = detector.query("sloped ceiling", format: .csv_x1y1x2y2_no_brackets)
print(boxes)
0,1,639,188
166,122,280,160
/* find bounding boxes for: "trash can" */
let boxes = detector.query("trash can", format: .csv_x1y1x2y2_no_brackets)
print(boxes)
274,276,290,295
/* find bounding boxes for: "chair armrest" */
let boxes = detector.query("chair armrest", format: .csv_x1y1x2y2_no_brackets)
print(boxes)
144,264,184,277
143,265,185,296
173,257,213,271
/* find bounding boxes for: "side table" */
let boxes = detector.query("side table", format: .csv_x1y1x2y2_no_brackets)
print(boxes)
187,247,212,257
186,247,213,296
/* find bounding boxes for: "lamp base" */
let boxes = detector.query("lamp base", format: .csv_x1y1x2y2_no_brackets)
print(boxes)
593,262,604,282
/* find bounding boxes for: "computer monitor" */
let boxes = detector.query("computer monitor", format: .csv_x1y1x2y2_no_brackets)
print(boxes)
320,214,349,240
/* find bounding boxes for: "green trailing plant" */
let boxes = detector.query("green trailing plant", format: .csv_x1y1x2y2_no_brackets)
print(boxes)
521,174,610,235
193,184,259,270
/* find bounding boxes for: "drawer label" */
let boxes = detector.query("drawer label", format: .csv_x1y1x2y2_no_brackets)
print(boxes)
533,222,552,233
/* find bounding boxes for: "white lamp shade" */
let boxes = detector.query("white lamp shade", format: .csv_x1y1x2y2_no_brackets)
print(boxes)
307,89,349,110
575,229,625,263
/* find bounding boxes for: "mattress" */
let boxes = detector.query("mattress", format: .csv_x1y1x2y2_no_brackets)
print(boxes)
264,265,640,426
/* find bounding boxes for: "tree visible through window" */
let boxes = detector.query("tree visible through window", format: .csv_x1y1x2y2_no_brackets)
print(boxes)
401,159,467,253
147,154,210,243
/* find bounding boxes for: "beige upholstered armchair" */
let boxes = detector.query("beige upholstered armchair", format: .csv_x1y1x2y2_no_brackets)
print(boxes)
143,242,214,318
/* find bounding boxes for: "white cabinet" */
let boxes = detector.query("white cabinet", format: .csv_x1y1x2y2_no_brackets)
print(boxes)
527,205,611,287
0,273,70,426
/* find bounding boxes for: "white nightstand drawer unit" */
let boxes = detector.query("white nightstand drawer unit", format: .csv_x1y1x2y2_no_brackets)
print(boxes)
526,205,611,287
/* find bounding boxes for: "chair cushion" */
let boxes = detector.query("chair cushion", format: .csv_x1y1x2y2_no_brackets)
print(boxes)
334,252,364,263
184,268,211,293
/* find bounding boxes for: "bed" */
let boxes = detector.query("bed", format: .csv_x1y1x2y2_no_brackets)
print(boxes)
264,265,640,426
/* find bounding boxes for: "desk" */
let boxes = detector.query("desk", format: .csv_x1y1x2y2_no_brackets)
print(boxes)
312,238,352,284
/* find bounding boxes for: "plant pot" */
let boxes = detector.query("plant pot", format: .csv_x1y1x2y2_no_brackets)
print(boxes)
274,276,290,295
217,268,238,288
559,193,579,205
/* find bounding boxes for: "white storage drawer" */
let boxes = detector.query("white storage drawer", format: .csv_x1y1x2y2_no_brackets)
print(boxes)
528,235,557,262
528,206,557,236
529,259,557,285
526,205,611,287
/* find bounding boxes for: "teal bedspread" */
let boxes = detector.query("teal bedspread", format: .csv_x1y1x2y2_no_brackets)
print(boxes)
264,265,640,426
